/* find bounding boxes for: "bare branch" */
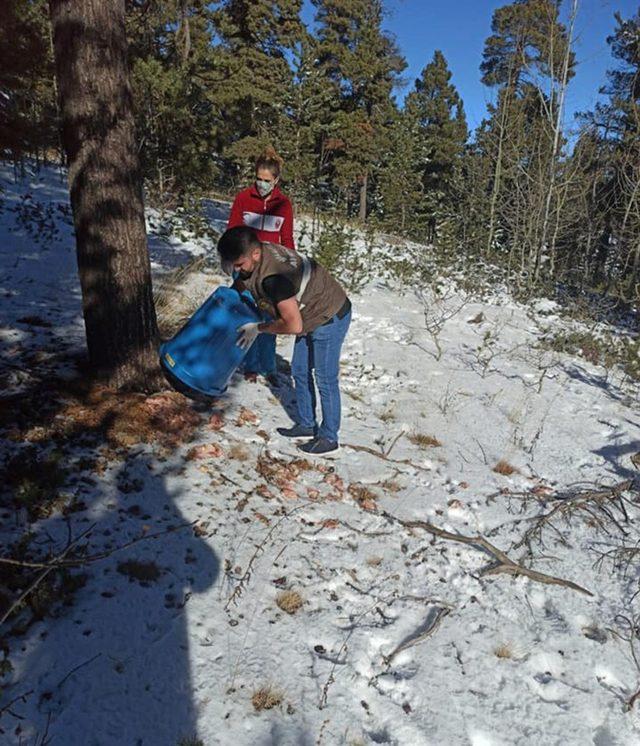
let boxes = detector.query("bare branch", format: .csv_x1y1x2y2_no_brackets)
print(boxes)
382,511,593,596
383,605,451,665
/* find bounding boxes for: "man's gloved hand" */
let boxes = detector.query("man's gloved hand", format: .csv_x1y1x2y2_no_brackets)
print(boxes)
237,322,260,350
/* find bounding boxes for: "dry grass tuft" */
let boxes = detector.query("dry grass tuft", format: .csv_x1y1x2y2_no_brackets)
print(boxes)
382,479,402,493
494,642,514,659
154,256,210,337
251,685,283,711
379,407,396,423
348,483,378,511
408,432,442,448
228,443,251,461
493,460,518,476
276,590,304,615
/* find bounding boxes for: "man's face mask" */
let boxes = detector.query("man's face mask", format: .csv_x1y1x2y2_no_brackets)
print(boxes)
234,248,260,279
256,178,276,197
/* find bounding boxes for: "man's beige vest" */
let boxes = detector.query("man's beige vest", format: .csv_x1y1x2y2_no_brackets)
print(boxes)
243,243,347,333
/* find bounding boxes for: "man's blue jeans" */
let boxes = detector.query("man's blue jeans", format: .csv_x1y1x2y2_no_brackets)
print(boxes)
291,309,351,443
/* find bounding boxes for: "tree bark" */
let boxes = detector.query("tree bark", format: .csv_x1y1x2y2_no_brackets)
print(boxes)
49,0,160,390
180,0,191,65
359,171,367,223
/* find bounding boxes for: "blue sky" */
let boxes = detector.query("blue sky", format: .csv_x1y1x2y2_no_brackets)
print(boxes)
301,0,638,133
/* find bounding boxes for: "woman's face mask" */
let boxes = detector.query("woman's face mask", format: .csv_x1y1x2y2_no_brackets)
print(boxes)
255,168,278,197
255,178,276,197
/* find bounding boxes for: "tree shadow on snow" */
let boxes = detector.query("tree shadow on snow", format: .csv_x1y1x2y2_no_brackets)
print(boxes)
562,362,634,408
592,440,640,482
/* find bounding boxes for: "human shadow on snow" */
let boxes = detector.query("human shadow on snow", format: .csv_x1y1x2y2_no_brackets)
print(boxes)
263,353,299,425
0,183,222,744
0,392,220,745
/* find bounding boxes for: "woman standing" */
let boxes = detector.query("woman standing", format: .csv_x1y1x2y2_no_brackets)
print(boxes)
227,147,295,381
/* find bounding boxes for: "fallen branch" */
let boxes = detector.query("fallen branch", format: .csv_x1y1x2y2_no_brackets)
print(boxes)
34,711,52,746
1,523,196,630
382,510,593,596
54,652,102,692
342,443,433,473
297,518,391,540
0,688,34,719
608,613,640,712
0,524,95,627
628,687,640,710
594,542,640,579
384,430,406,458
383,605,451,665
0,522,194,571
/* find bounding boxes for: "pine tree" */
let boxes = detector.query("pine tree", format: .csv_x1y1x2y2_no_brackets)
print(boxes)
478,0,575,287
457,138,493,260
582,9,640,298
126,0,220,200
583,10,639,142
208,0,304,178
277,33,338,210
311,0,405,222
560,128,613,290
49,0,160,389
405,50,467,243
0,0,58,164
374,108,422,236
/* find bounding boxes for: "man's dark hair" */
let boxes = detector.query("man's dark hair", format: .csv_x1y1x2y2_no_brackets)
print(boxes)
217,226,260,262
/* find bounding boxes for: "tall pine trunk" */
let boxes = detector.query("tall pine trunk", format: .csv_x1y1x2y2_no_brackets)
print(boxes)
359,172,367,223
49,0,160,390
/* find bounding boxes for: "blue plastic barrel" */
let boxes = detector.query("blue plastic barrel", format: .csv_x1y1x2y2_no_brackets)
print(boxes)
160,286,261,399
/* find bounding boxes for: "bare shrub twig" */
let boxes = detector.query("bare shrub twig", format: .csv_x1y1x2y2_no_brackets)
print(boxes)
515,479,636,554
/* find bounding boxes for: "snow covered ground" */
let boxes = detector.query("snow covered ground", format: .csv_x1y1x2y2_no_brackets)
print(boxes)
2,164,640,745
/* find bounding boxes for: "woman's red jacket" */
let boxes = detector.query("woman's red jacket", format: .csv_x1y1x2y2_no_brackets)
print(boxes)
227,183,295,250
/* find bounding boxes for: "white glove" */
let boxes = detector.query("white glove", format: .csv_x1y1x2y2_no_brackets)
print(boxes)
237,322,260,350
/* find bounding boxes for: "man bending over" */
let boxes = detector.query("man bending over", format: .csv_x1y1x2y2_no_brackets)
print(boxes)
217,226,351,456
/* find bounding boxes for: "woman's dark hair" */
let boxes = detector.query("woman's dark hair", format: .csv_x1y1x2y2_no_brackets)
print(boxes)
217,226,260,262
255,145,283,178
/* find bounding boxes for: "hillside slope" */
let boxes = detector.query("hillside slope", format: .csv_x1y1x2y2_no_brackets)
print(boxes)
1,165,640,745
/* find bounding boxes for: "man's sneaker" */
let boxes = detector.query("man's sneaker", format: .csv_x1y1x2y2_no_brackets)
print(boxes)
276,424,316,439
298,437,339,456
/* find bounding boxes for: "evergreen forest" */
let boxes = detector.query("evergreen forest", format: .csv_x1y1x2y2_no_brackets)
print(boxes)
3,0,639,302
